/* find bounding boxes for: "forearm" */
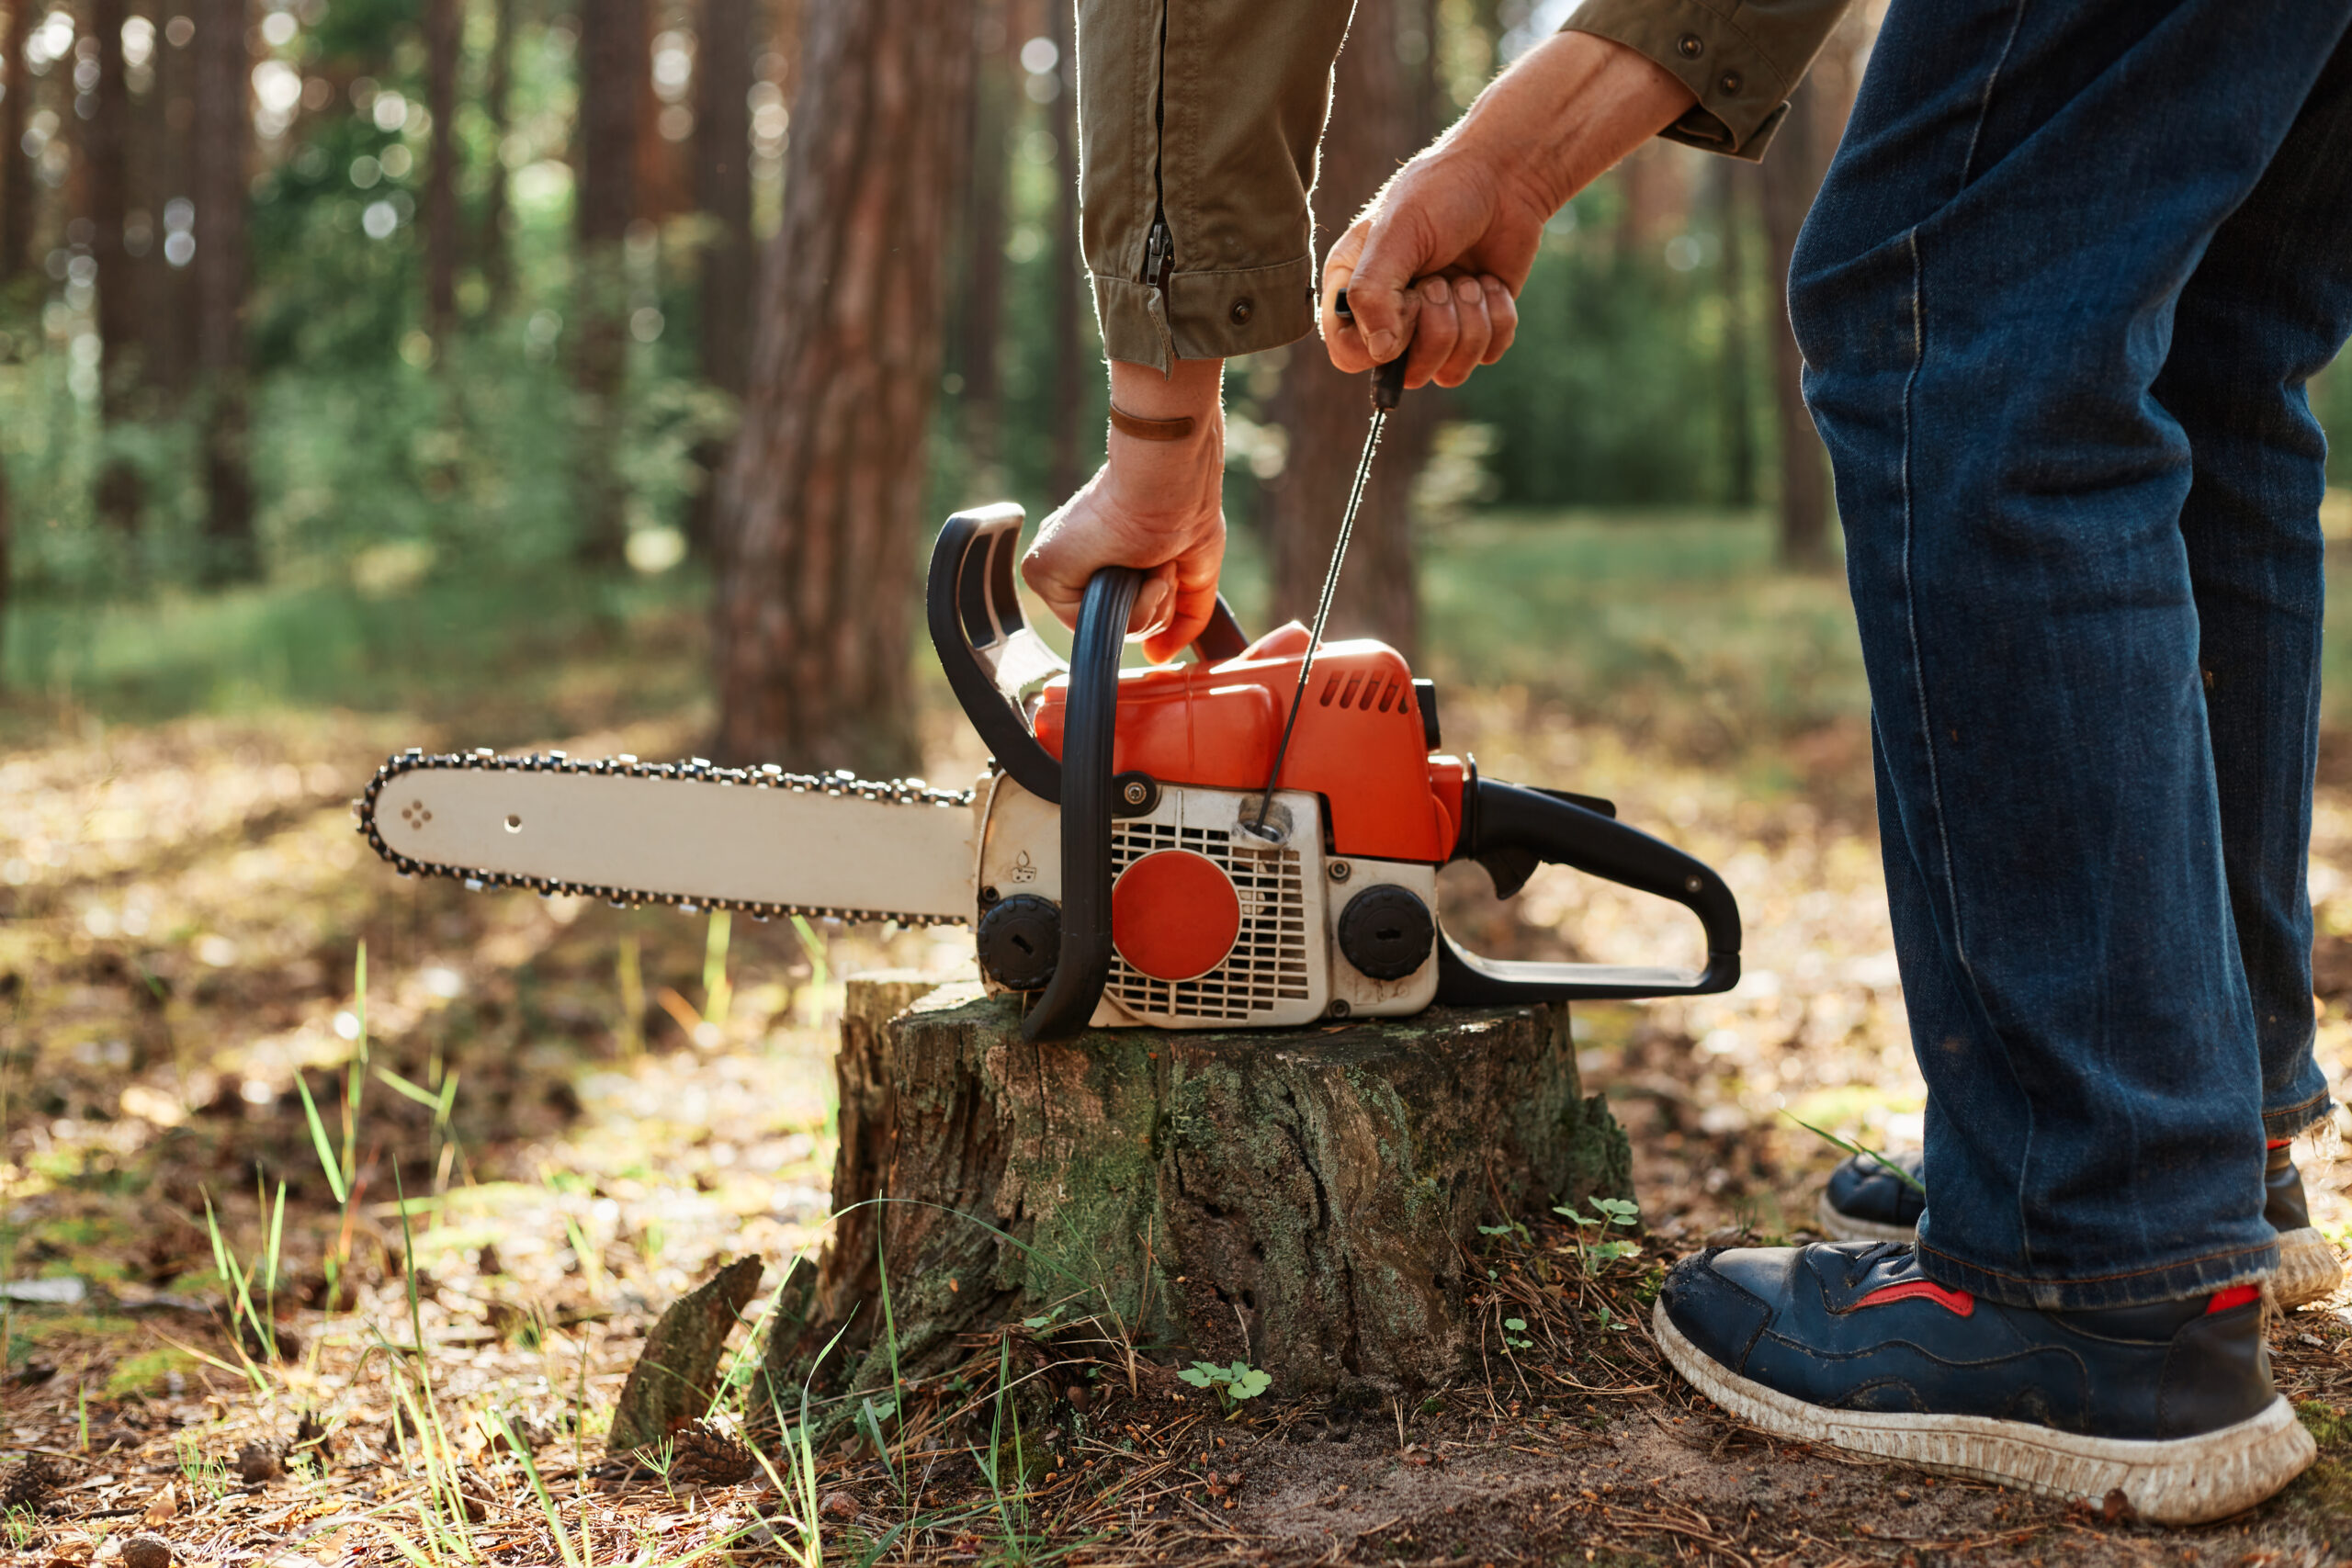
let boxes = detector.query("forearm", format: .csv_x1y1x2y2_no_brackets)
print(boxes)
1441,31,1699,219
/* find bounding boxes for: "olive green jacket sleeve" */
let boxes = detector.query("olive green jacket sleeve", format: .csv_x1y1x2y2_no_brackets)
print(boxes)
1076,0,1354,372
1563,0,1854,160
1075,0,1853,370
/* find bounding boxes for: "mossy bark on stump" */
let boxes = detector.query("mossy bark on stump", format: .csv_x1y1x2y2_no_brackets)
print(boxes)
779,974,1630,1399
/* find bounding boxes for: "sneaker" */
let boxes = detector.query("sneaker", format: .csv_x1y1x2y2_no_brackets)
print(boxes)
1654,1241,2315,1524
1815,1142,2343,1310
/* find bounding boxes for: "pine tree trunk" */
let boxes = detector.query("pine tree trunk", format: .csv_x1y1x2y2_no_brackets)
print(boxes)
1045,0,1081,502
1758,82,1829,570
951,0,1011,462
780,977,1632,1399
89,0,143,533
708,0,974,775
1715,162,1758,510
480,0,515,310
147,2,197,400
423,0,458,345
192,0,254,581
0,0,30,281
684,0,752,555
574,0,643,565
1261,0,1430,658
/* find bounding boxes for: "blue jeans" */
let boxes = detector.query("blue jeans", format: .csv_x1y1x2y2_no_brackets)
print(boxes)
1790,0,2352,1308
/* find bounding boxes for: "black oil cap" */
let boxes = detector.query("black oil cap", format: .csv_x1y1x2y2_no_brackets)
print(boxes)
1336,885,1435,982
977,894,1061,992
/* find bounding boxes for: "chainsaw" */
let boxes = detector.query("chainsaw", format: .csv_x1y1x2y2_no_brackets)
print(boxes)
358,504,1740,1041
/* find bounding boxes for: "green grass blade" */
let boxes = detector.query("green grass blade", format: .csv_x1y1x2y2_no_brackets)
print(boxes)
1781,1111,1928,1199
295,1073,349,1206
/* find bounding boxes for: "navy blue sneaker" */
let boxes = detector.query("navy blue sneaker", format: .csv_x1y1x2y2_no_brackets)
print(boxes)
1654,1241,2313,1523
1816,1143,2342,1311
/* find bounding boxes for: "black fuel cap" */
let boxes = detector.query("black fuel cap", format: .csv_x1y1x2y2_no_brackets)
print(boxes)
977,894,1062,992
1337,885,1435,981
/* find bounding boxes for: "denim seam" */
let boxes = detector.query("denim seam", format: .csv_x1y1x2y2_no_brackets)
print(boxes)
1917,1237,2275,1287
1957,0,2030,191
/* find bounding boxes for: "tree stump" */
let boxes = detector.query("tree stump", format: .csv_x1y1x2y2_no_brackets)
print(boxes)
780,974,1630,1399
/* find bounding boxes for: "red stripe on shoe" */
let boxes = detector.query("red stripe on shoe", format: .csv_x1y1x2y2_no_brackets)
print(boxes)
1852,1280,1975,1316
2267,1138,2292,1150
2207,1284,2261,1315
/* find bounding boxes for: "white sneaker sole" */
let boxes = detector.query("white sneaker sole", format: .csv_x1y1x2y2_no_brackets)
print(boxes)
1653,1298,2314,1525
2276,1226,2344,1311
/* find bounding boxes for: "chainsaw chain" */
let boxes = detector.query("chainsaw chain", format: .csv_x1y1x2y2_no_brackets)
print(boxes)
356,748,976,927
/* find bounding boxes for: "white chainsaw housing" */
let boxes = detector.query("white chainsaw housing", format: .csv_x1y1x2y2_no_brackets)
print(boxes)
972,773,1439,1030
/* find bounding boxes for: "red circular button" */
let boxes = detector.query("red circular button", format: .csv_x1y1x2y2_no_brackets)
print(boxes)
1111,850,1241,982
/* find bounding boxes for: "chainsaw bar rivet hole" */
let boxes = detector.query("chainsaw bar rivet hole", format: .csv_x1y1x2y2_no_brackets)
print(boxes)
504,814,523,832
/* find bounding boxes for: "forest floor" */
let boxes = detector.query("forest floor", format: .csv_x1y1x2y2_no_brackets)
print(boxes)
12,523,2352,1565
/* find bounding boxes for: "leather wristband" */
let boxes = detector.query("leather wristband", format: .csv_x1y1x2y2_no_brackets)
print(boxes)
1108,403,1197,442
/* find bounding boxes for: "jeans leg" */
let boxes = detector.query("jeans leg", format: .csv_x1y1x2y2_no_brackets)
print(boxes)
2158,33,2352,1145
1791,0,2352,1308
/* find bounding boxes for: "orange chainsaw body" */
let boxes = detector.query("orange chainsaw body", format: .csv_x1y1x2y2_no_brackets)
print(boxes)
1031,621,1471,865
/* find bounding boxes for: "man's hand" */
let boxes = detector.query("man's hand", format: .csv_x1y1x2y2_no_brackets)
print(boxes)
1326,30,1699,386
1022,357,1227,664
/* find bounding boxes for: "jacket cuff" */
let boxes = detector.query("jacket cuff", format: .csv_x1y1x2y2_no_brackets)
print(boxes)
1092,257,1317,372
1564,0,1800,162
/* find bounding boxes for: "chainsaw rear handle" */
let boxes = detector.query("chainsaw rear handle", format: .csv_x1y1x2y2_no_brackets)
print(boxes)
1437,778,1742,1003
928,504,1247,807
1022,565,1142,1042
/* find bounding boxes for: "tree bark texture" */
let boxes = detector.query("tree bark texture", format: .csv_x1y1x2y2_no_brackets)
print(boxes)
0,0,31,282
1262,0,1432,659
708,0,973,776
683,0,754,555
192,0,254,580
694,0,753,396
423,0,458,345
778,977,1632,1399
88,0,142,532
145,2,197,399
950,0,1011,461
1757,82,1829,570
1714,161,1757,510
480,0,515,310
573,0,644,565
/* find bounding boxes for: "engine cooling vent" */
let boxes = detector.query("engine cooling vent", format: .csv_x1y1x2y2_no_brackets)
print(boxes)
1107,819,1308,1021
1318,670,1416,717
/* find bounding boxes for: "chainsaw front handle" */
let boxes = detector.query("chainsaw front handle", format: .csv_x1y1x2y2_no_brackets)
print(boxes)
927,505,1248,807
1437,778,1742,1003
1022,565,1143,1043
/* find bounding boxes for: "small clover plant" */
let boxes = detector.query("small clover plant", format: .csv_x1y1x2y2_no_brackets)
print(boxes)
1178,1359,1272,1417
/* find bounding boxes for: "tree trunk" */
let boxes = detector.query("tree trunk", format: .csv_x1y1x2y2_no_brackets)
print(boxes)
1,0,34,281
423,0,458,346
147,2,197,399
1262,0,1431,658
1754,0,1876,574
192,0,254,581
89,0,143,533
776,976,1632,1399
708,0,973,775
574,0,643,565
684,0,752,555
951,0,1011,463
1715,161,1757,510
1045,0,1081,502
480,0,515,310
0,444,11,691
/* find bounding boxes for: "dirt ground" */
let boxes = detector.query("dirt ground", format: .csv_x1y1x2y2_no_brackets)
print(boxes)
8,694,2352,1565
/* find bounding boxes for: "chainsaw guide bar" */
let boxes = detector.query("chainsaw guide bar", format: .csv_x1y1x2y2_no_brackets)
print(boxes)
356,748,977,926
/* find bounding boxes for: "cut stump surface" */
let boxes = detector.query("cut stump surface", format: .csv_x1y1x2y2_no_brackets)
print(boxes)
786,974,1630,1398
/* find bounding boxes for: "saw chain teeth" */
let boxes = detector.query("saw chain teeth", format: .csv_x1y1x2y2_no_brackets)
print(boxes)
356,749,976,928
